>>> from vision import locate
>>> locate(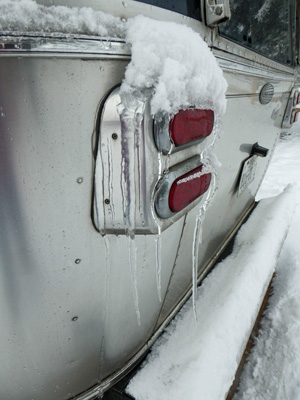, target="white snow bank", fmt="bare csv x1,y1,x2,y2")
234,205,300,400
120,16,227,116
234,121,300,400
257,126,300,200
127,185,297,400
0,0,125,37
